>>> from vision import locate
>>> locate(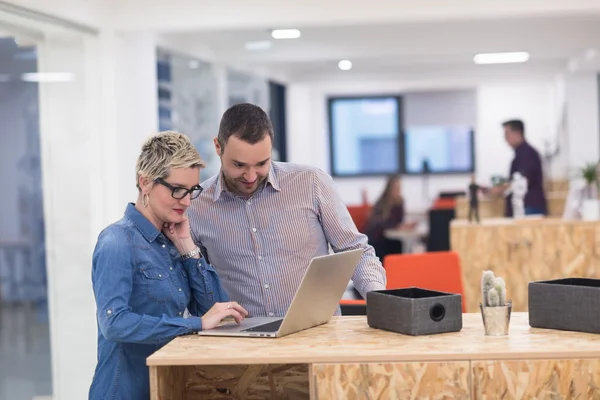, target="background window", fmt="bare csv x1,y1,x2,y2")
403,126,475,174
328,96,401,176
